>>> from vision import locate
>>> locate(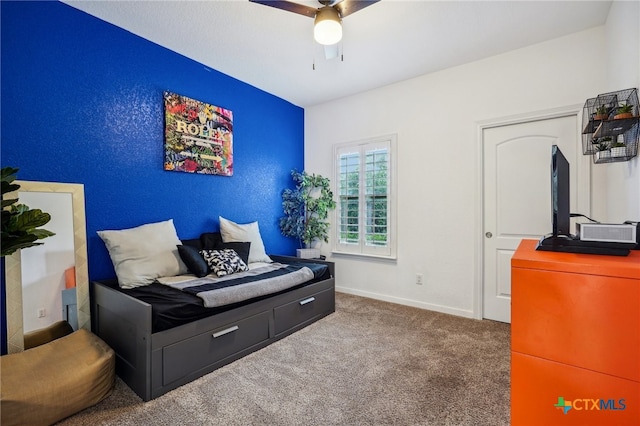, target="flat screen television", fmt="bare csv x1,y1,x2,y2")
538,145,633,255
551,145,571,237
